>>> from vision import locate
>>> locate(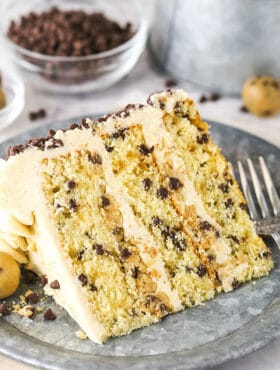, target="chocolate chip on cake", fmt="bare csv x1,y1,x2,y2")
131,266,139,279
90,153,102,164
101,196,110,208
225,198,234,208
67,180,76,190
199,221,212,231
50,280,60,289
197,265,207,277
218,183,229,193
143,177,152,191
26,291,39,304
78,273,88,286
94,244,105,256
121,248,131,259
69,198,78,211
157,186,168,200
44,308,57,321
105,145,114,153
152,216,163,226
197,133,209,144
232,278,240,289
169,177,182,190
239,202,246,210
139,144,154,156
90,284,98,292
